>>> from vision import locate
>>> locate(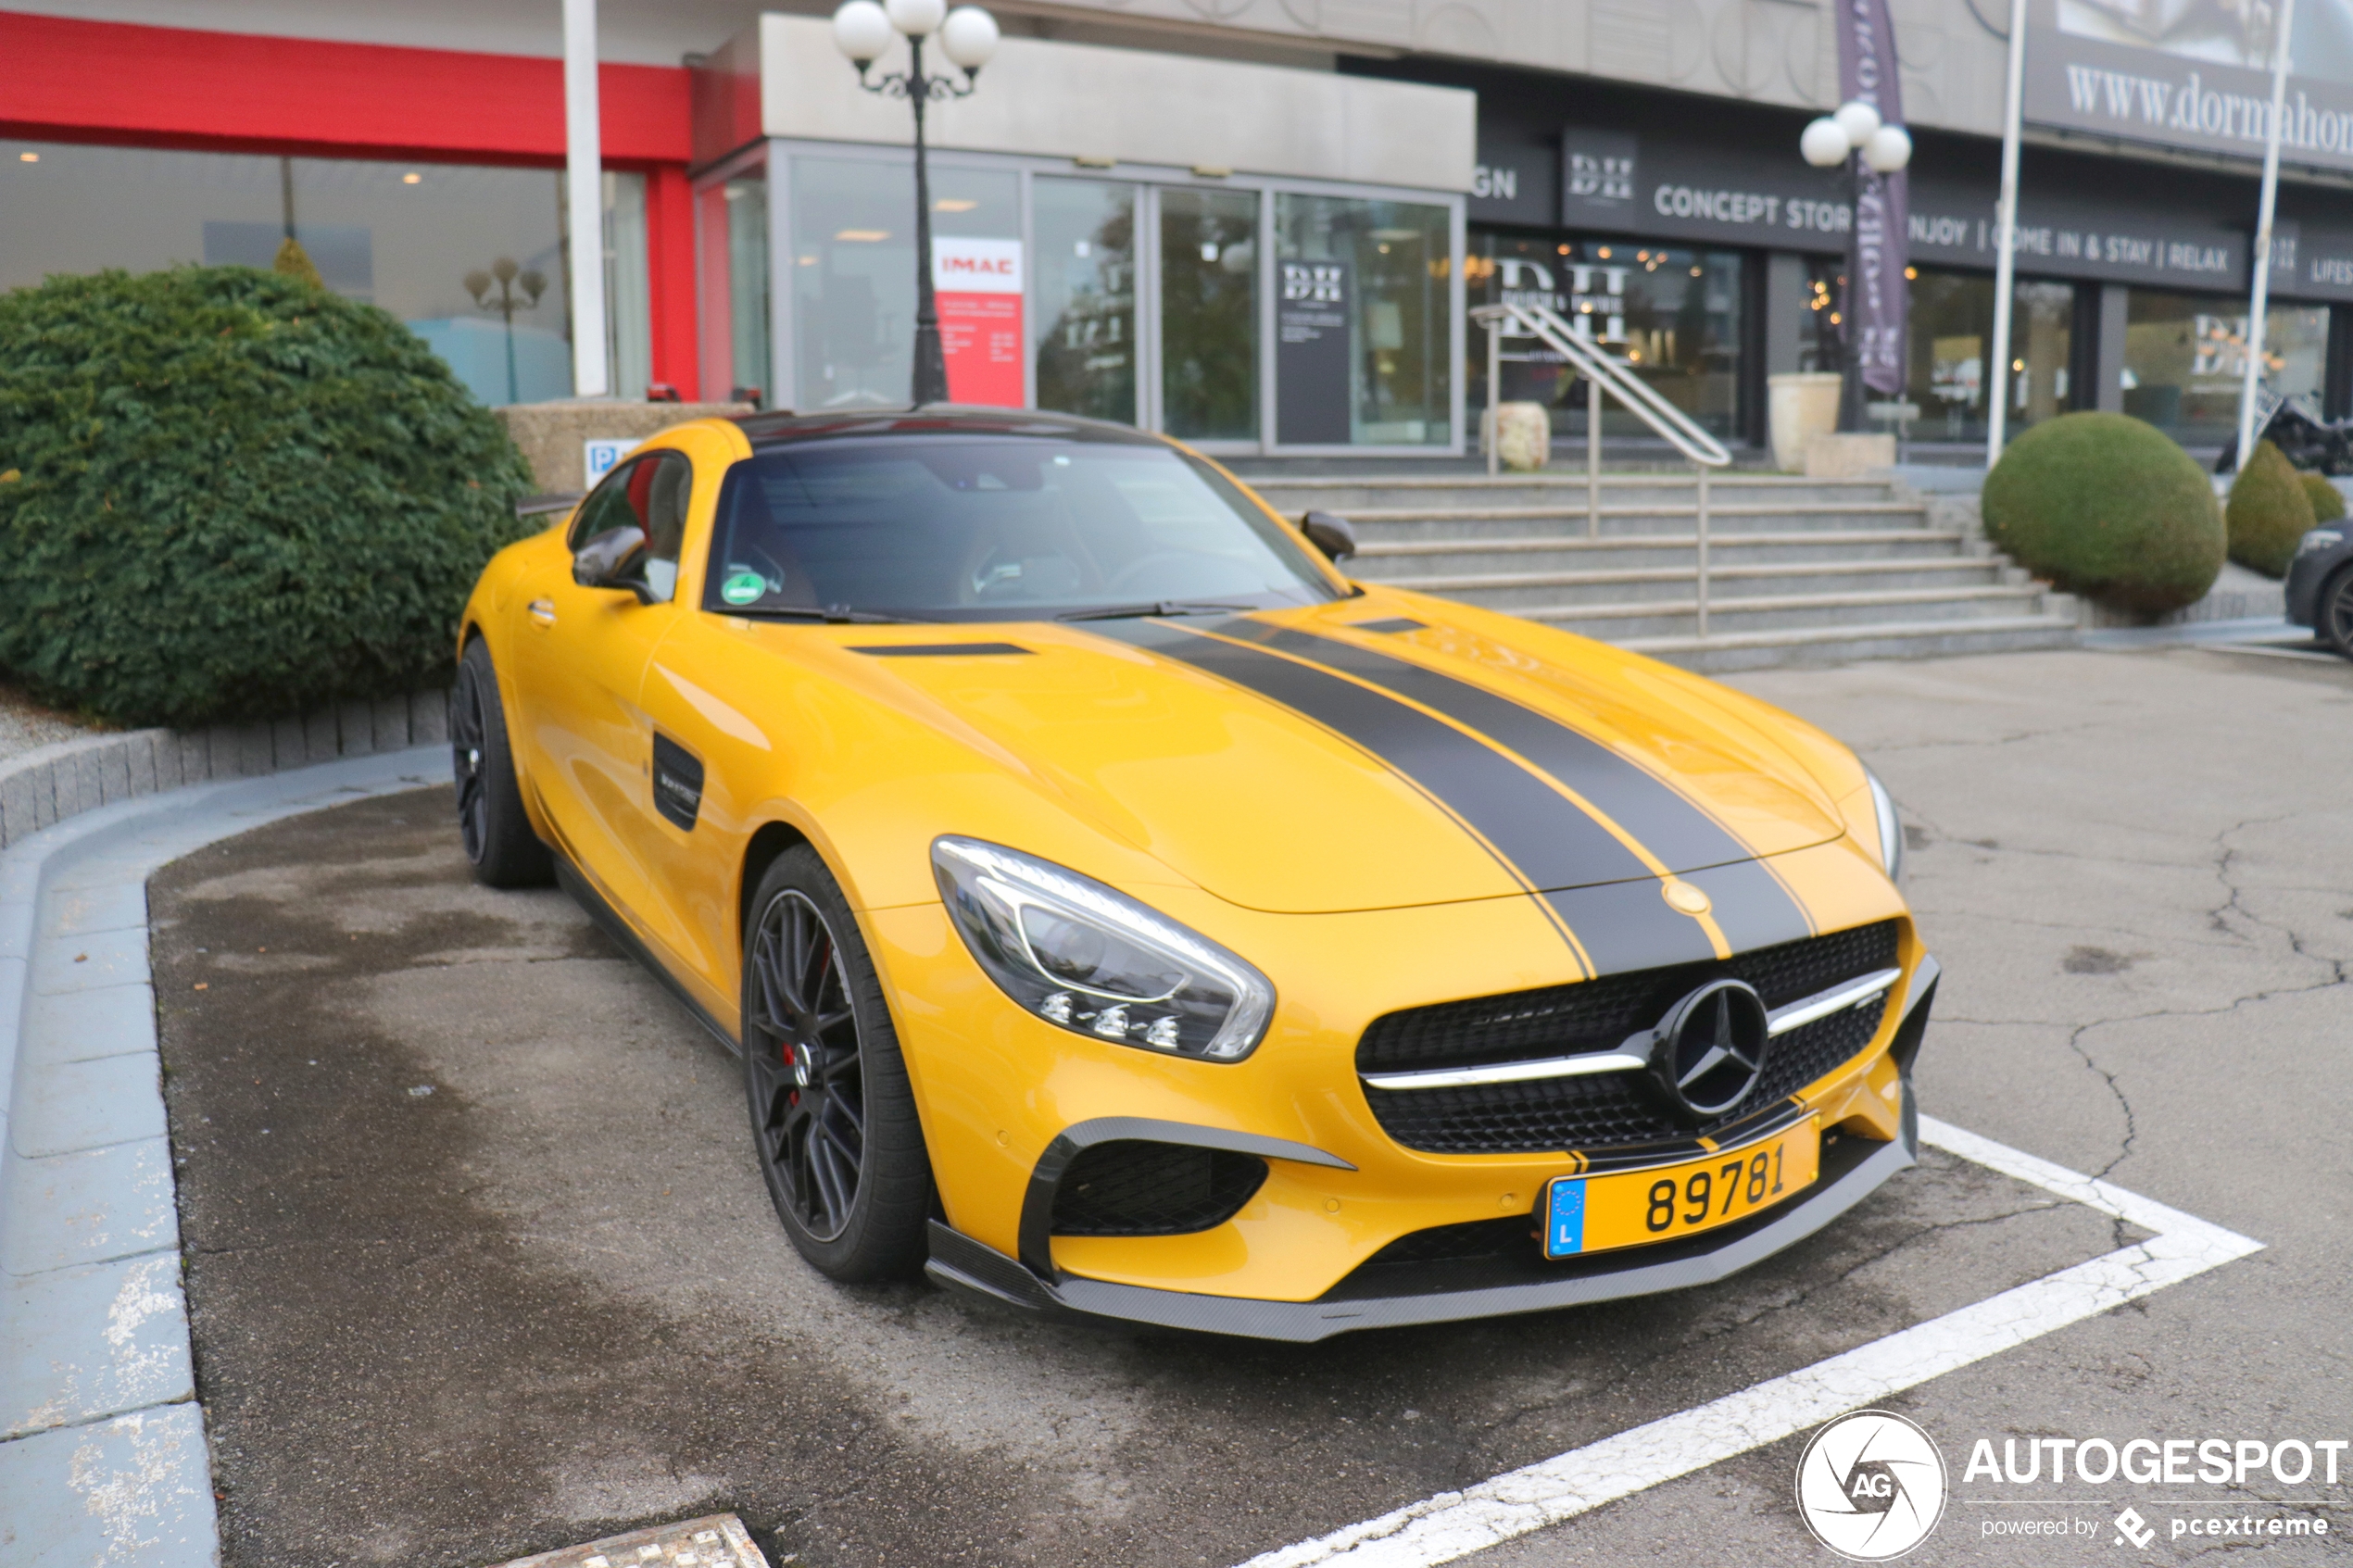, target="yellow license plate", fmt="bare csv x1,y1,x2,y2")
1542,1118,1820,1259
